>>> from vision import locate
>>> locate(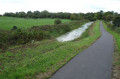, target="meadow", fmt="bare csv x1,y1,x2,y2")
0,17,70,30
0,21,101,79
